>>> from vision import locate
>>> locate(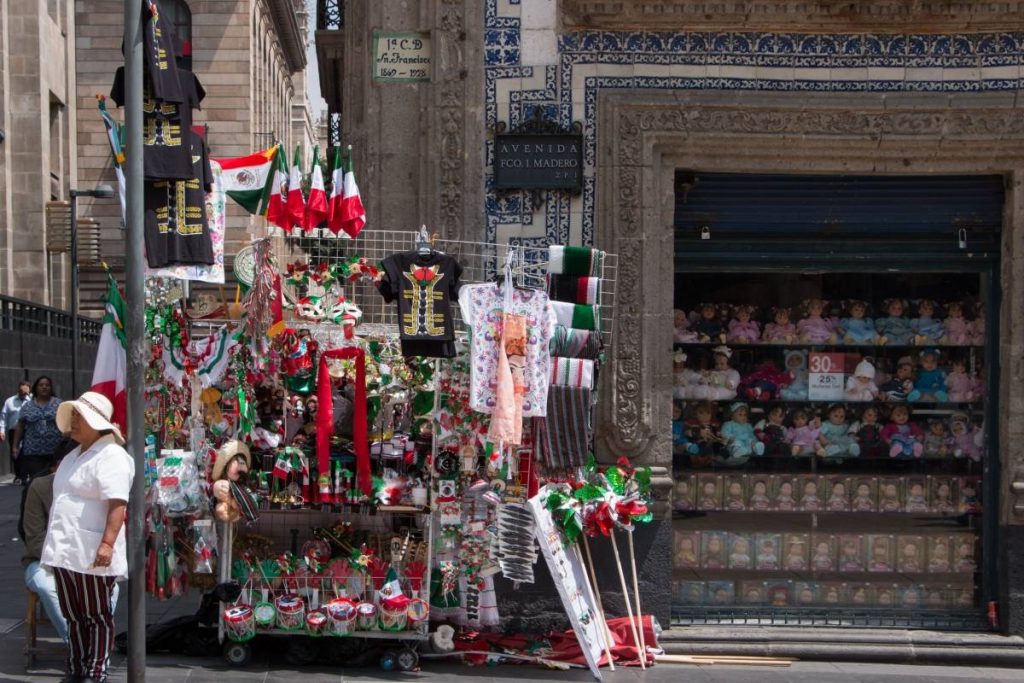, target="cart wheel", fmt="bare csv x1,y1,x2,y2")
379,649,399,671
223,641,252,667
396,647,419,671
285,637,319,666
